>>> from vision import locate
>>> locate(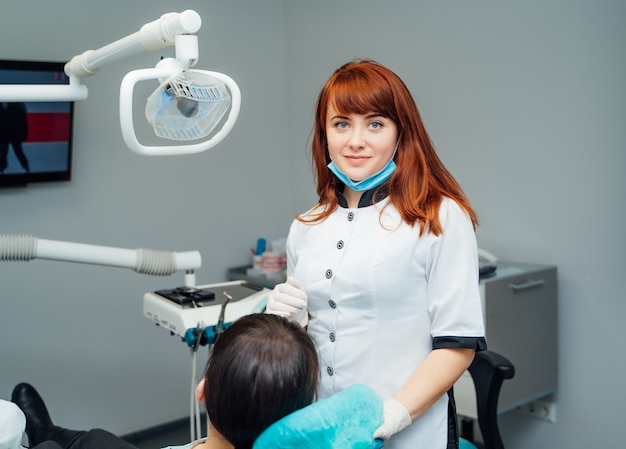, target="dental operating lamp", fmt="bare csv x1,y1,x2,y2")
0,9,241,156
